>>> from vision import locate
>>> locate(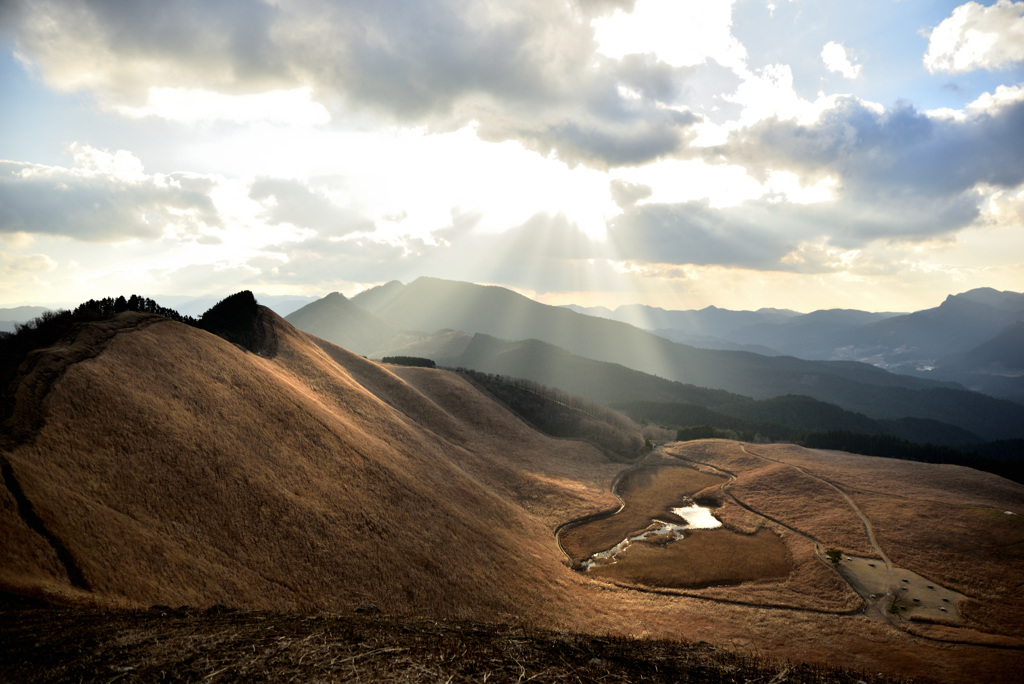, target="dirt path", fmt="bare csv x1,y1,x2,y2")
739,446,892,571
675,449,821,545
732,446,916,625
553,450,648,563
